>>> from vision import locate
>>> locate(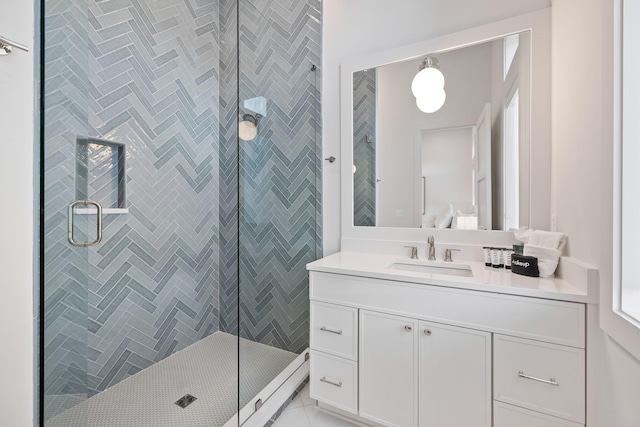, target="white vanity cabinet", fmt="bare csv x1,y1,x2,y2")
493,335,585,424
308,269,587,427
358,312,492,427
359,311,418,427
309,301,359,414
418,321,492,427
313,306,493,427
